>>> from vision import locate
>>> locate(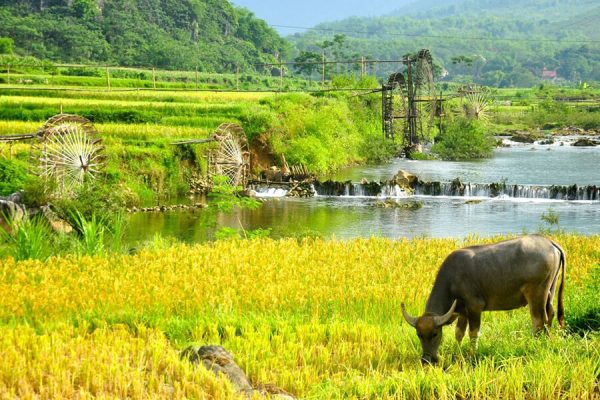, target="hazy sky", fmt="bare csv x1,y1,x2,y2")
231,0,410,34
